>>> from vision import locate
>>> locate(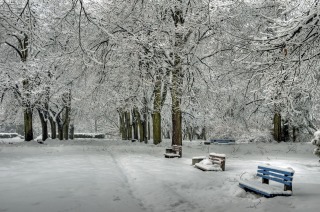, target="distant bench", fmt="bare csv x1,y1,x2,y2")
239,165,295,197
0,133,21,139
164,145,182,158
73,133,105,139
209,139,235,145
